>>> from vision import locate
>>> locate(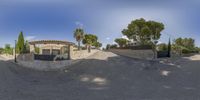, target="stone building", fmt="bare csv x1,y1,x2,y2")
29,40,74,60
